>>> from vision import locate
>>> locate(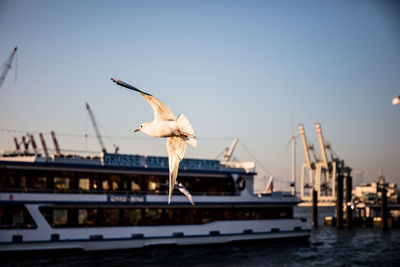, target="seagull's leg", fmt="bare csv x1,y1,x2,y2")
177,130,188,139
